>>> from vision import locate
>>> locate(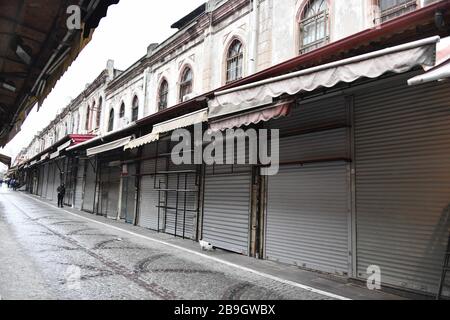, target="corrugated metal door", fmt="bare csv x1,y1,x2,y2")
82,160,96,213
266,163,350,275
138,159,166,230
74,159,85,210
121,163,136,222
47,163,56,201
264,95,351,274
354,76,450,294
42,164,49,198
202,166,252,255
107,165,121,218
